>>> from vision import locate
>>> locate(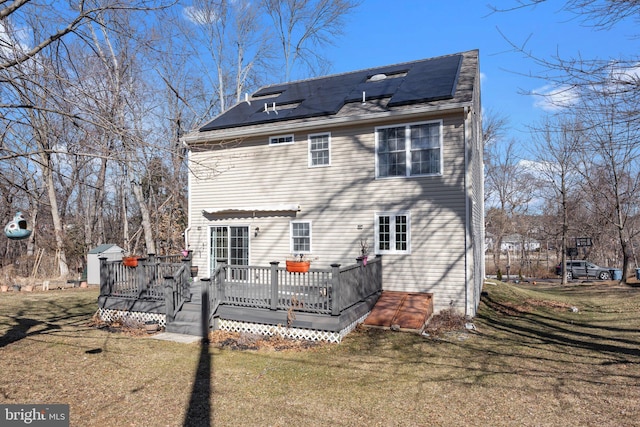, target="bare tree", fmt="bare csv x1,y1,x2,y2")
178,0,271,114
263,0,360,81
482,109,509,148
485,138,535,270
529,116,584,284
490,1,640,29
0,0,363,276
490,0,640,280
0,0,176,71
575,84,640,282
